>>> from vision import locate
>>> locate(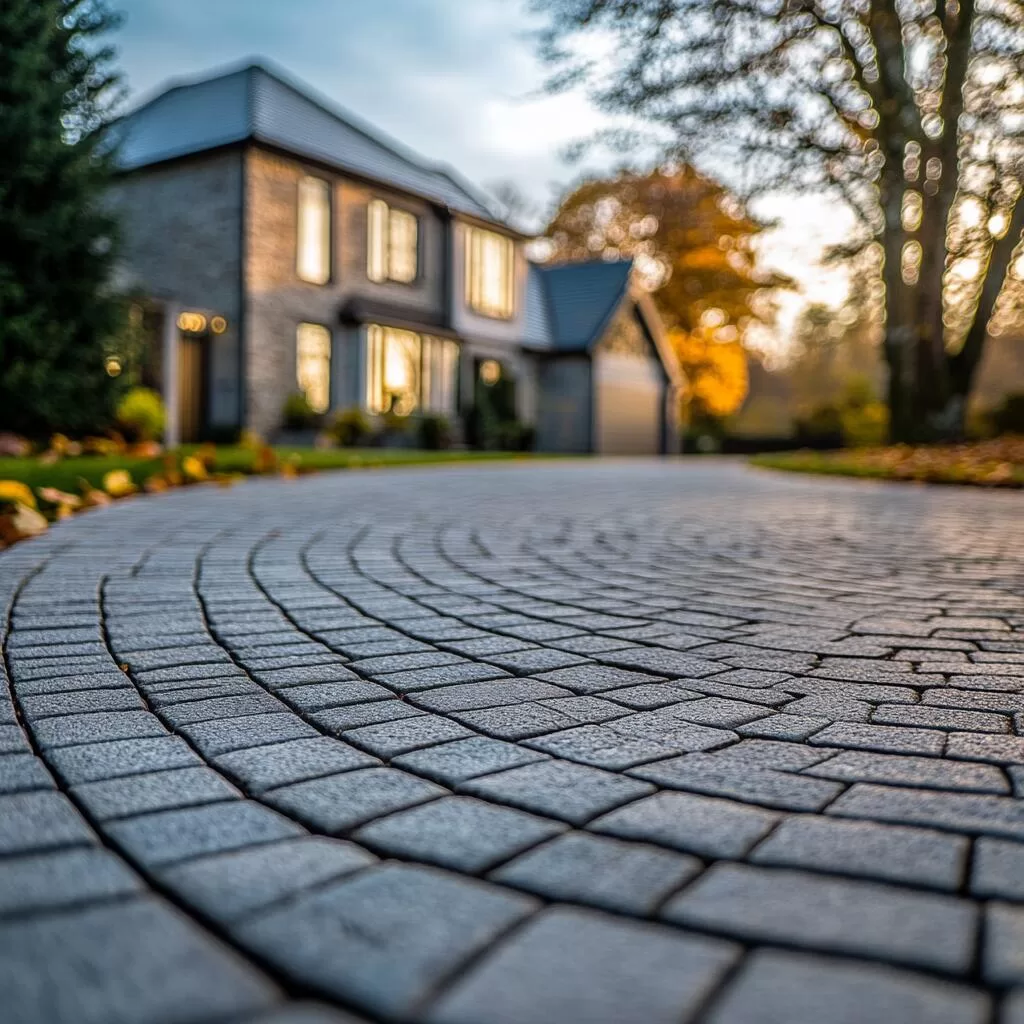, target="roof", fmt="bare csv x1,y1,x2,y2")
524,258,684,387
110,60,500,223
529,259,634,351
